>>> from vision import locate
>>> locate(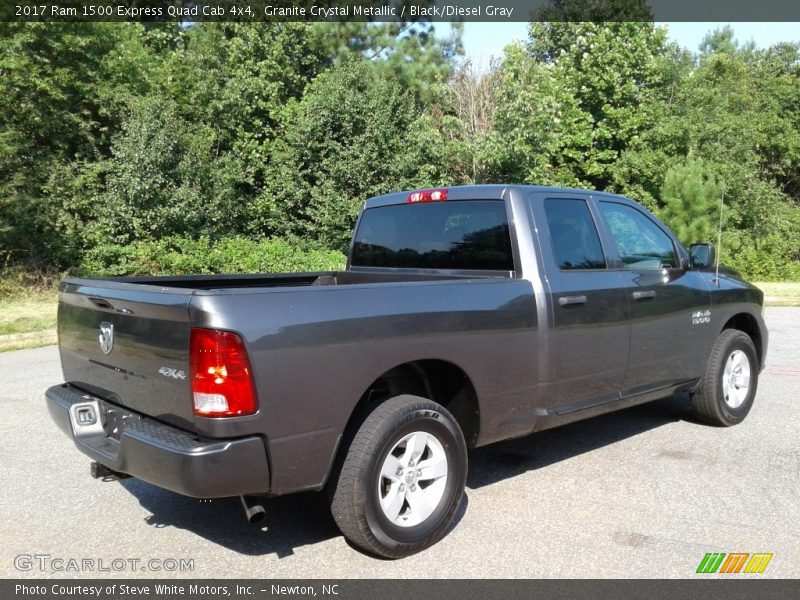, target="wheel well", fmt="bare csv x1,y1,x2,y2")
723,313,764,367
347,360,480,448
